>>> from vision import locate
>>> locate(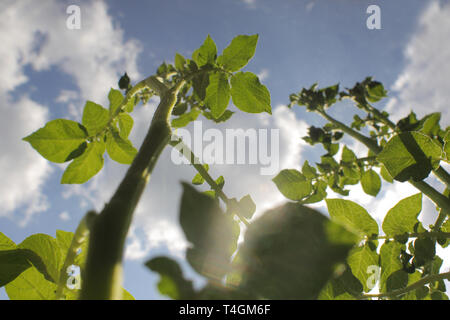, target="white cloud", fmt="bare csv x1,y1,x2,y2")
59,211,70,221
386,0,450,123
0,0,142,224
257,69,269,81
0,95,51,224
